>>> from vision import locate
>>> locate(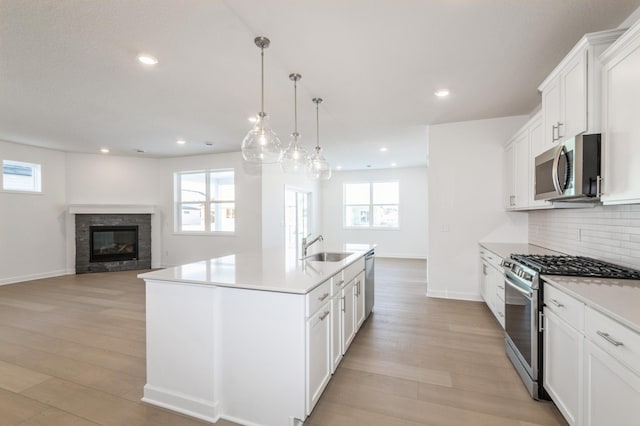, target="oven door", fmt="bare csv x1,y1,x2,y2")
504,273,539,381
